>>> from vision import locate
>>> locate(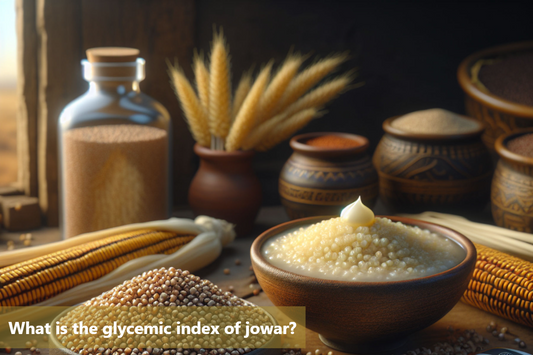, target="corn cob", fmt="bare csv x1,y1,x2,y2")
462,243,533,328
0,229,196,307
